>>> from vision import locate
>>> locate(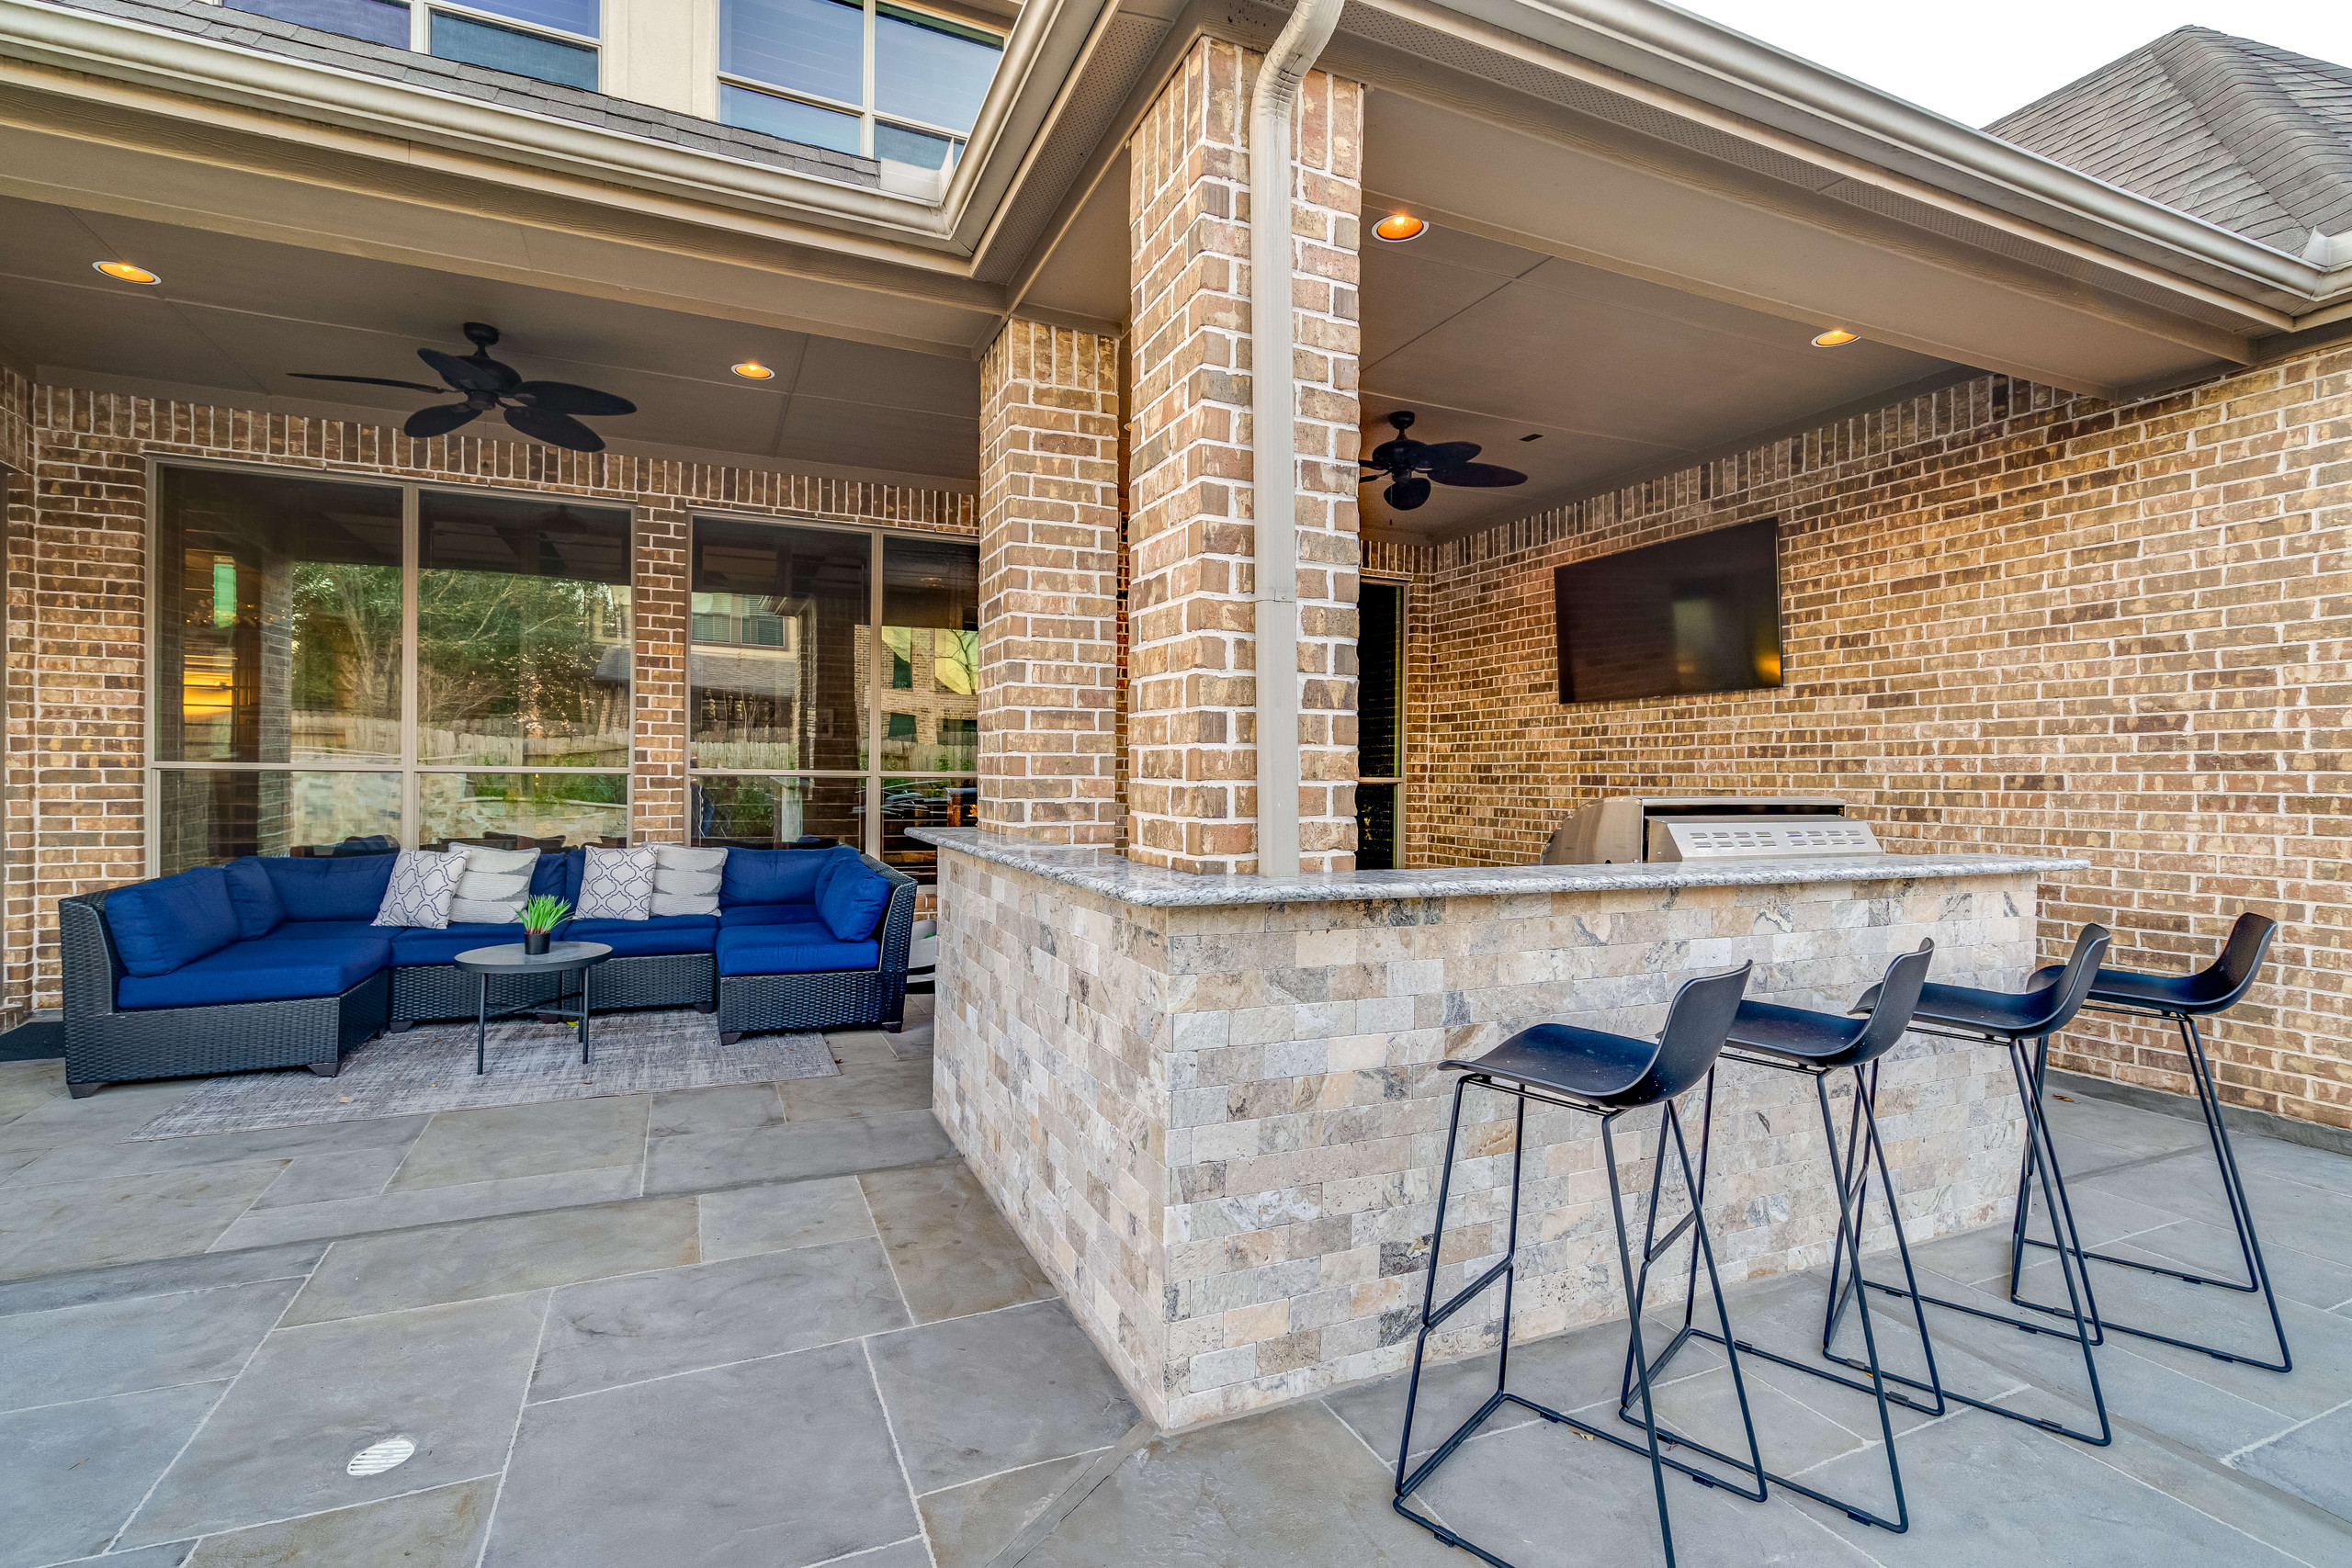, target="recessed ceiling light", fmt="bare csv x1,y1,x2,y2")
1811,329,1860,347
1374,213,1427,243
94,261,160,285
731,361,775,380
